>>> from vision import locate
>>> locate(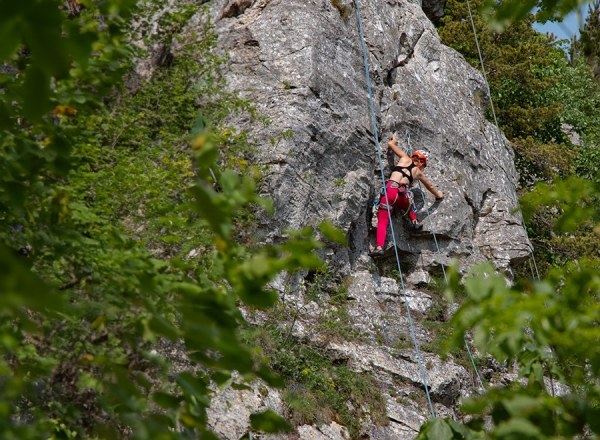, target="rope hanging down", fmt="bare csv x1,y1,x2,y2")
465,0,541,281
406,134,488,397
354,0,436,418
